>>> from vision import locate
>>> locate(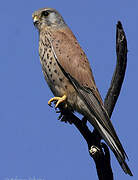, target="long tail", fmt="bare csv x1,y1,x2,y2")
91,115,133,176
52,46,133,176
66,74,133,176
